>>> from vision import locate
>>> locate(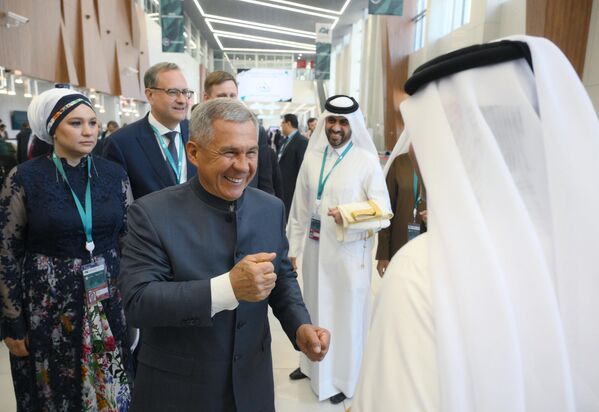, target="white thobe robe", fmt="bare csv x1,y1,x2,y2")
352,233,439,411
287,142,390,400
